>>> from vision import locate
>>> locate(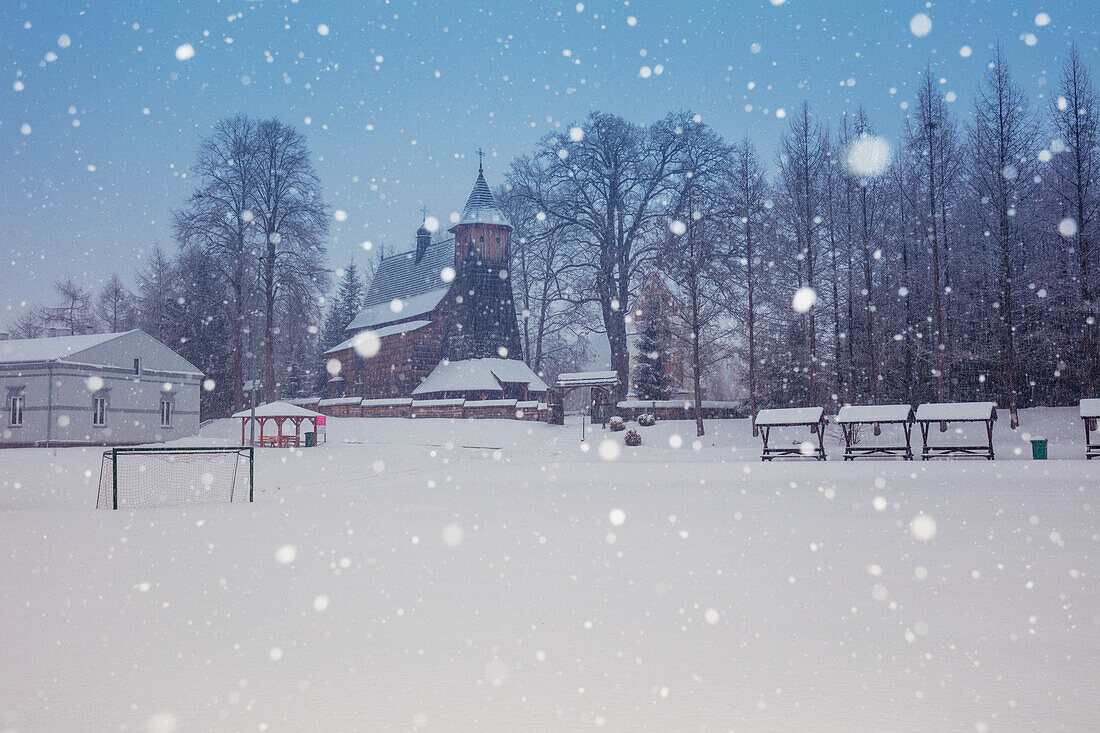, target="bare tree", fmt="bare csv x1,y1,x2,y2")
497,178,586,375
250,119,330,402
723,137,770,431
775,102,828,405
509,111,689,400
135,245,179,344
36,277,96,334
662,119,730,436
1050,45,1100,395
174,114,260,412
967,47,1040,428
910,66,962,401
96,274,136,332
